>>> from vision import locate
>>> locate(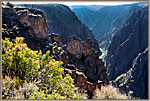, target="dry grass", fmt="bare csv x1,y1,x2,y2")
75,92,88,99
2,76,88,99
93,84,130,99
2,76,37,99
3,76,132,99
